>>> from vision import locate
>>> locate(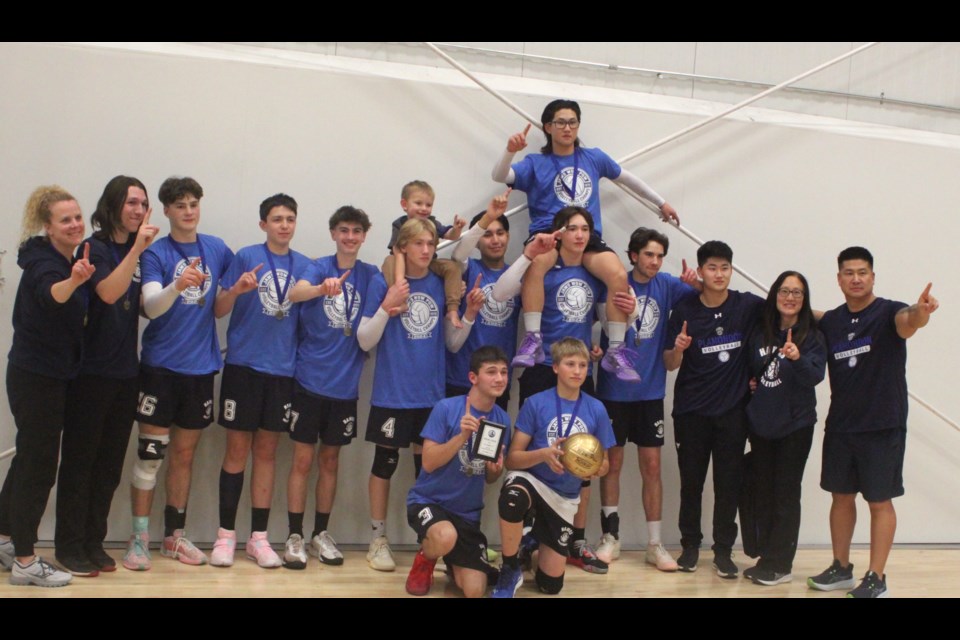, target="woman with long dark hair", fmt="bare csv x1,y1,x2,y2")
744,270,826,586
0,186,95,587
53,176,158,576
